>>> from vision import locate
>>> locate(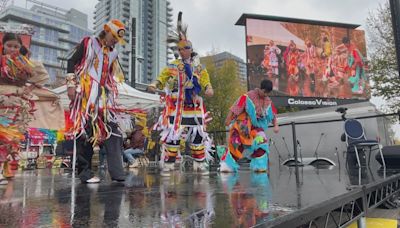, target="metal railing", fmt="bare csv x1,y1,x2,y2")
207,111,400,228
208,111,399,165
259,172,400,228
